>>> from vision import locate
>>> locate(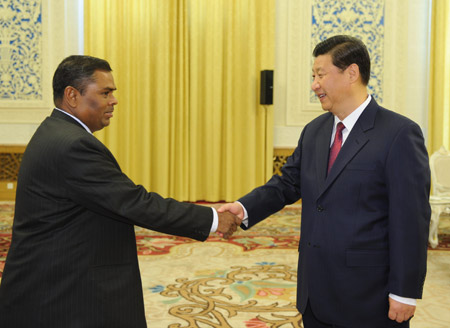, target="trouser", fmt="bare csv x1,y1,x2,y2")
302,301,410,328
